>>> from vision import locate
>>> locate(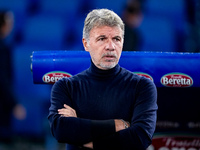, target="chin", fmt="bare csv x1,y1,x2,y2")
100,62,117,70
